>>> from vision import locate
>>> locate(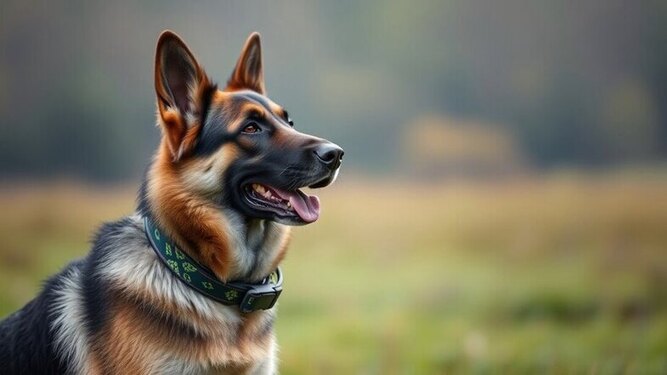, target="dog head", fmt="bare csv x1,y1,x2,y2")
152,31,343,226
